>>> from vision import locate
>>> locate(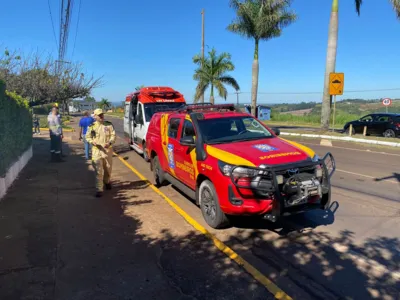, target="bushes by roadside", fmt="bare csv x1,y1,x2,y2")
0,80,32,177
